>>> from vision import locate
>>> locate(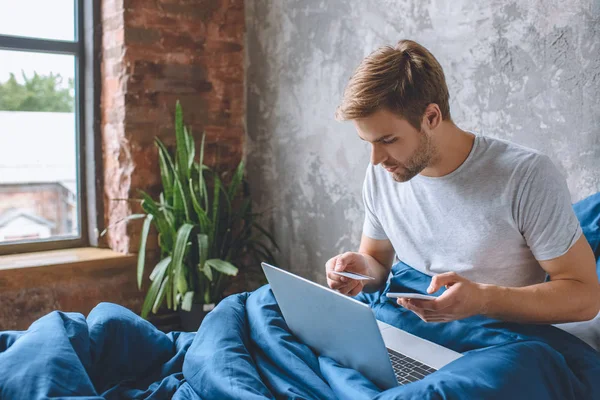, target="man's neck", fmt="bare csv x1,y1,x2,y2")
420,121,476,178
